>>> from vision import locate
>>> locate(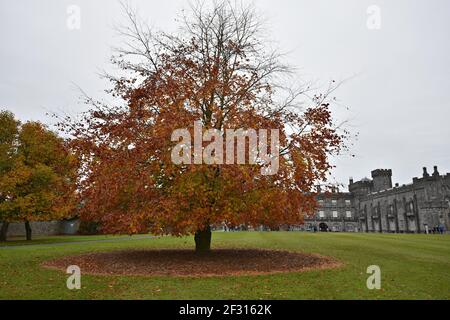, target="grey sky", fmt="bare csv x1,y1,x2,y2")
1,0,449,188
